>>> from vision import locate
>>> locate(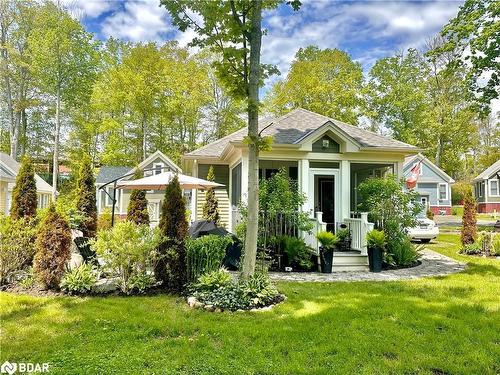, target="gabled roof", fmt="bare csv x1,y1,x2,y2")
404,153,455,183
474,159,500,181
185,108,418,159
96,166,132,184
136,150,181,173
0,152,53,193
